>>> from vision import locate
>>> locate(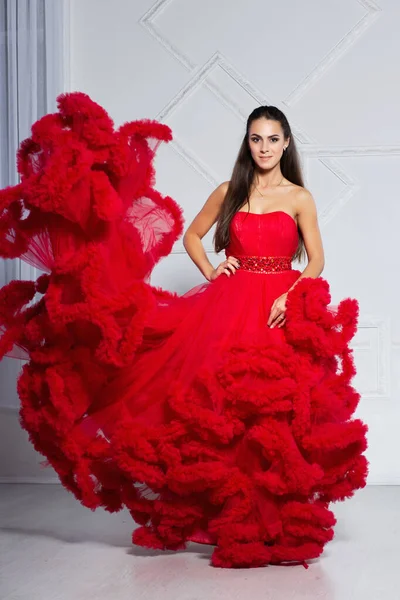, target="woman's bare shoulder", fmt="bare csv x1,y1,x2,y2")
219,180,230,194
210,180,230,208
208,180,230,208
292,185,317,216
